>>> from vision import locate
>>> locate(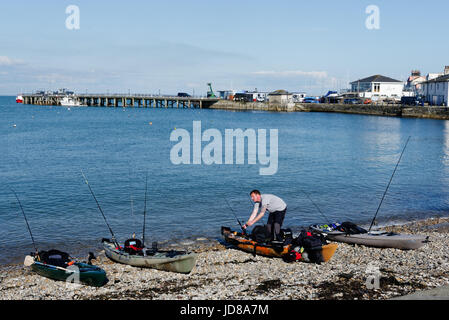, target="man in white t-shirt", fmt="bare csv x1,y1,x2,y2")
243,190,287,241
